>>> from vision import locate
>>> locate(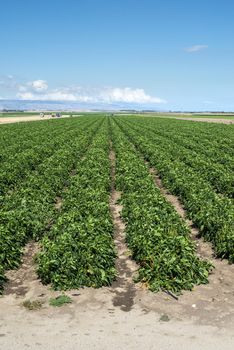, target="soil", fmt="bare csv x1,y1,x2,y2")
109,143,139,312
1,247,234,350
0,115,71,125
55,196,63,211
4,242,41,297
0,145,234,349
174,117,234,124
